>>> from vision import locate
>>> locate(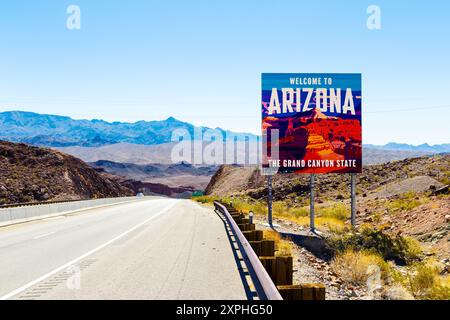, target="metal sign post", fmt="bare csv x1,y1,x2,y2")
310,174,315,232
350,173,356,227
267,175,273,226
